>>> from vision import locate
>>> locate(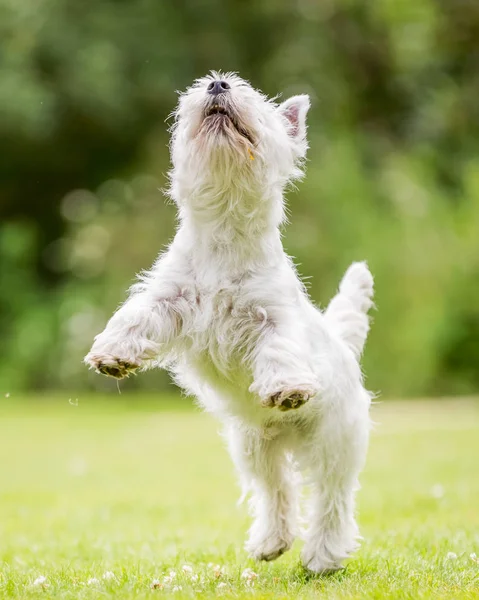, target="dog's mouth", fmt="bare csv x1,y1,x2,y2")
206,104,229,118
204,103,255,145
